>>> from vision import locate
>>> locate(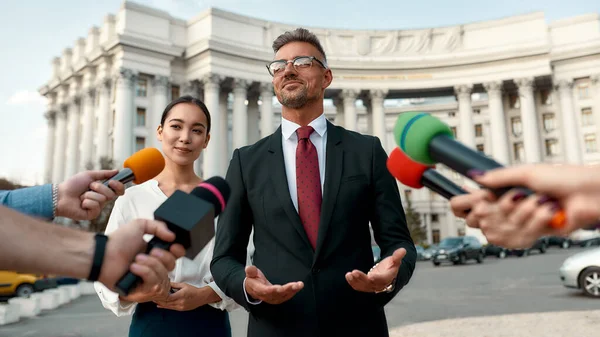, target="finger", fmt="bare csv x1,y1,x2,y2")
80,199,101,217
149,248,177,272
133,253,170,284
471,165,534,189
450,189,495,218
522,202,559,243
245,265,259,279
107,180,126,196
346,270,372,291
465,200,493,229
80,190,108,204
506,194,540,235
86,169,120,181
129,255,161,286
389,248,406,267
138,220,176,243
89,181,117,201
169,244,185,259
170,282,185,289
497,189,525,214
